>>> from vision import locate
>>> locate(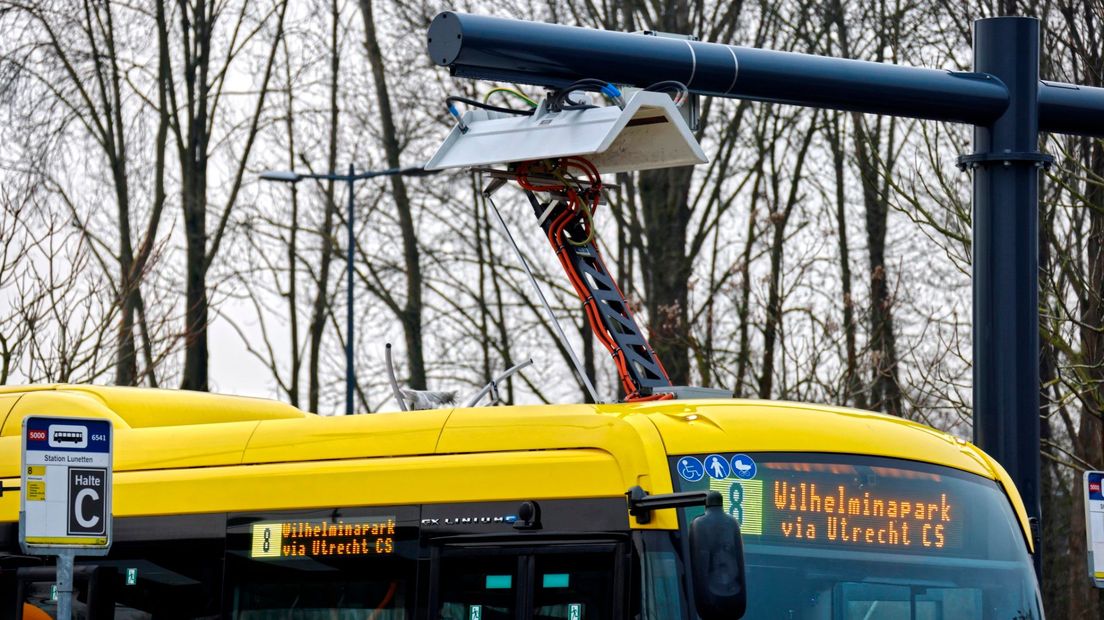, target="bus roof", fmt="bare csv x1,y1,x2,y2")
0,385,1030,548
